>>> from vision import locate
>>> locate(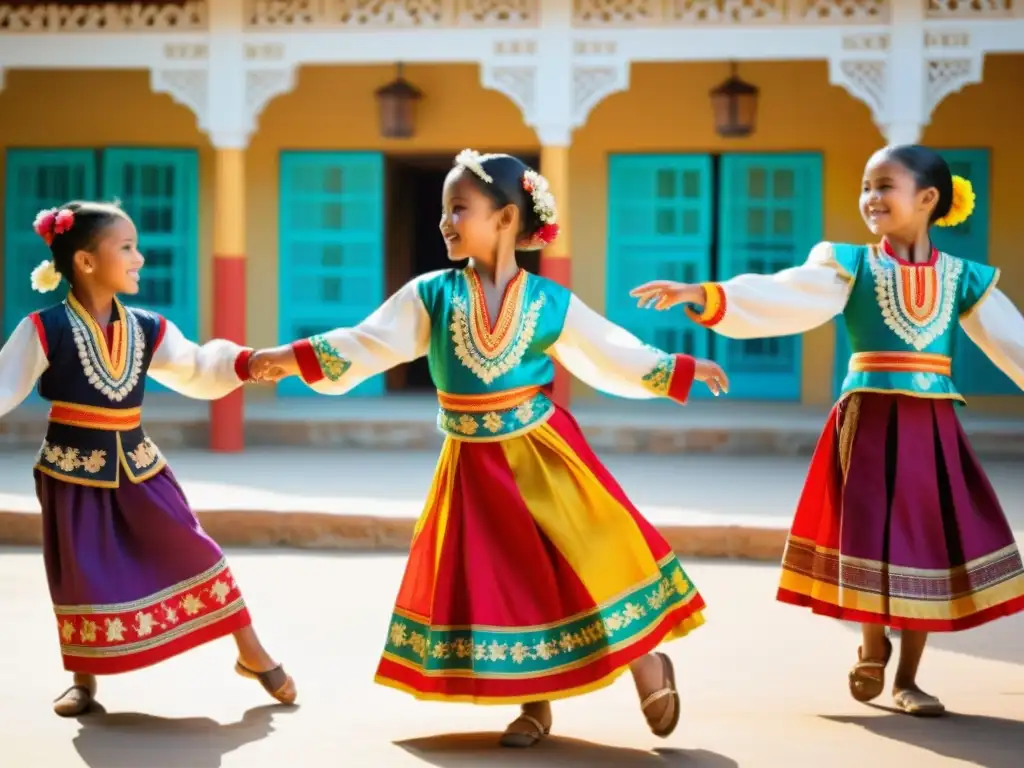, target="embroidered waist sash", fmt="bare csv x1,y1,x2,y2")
37,401,165,488
436,385,555,441
840,352,962,402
